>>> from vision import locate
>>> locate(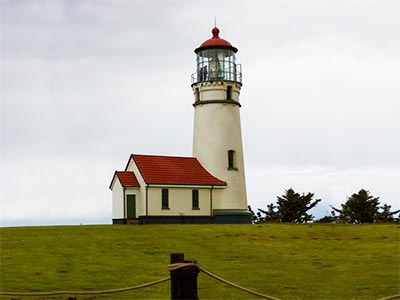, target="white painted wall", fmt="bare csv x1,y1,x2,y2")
112,177,124,219
111,176,141,219
125,187,140,218
192,81,248,210
125,157,147,216
194,81,241,102
123,156,228,217
147,186,212,216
